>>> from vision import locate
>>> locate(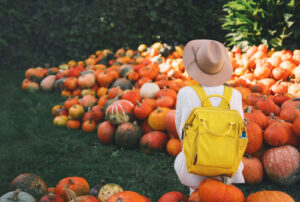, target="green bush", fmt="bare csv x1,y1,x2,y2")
0,0,228,69
221,0,300,51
